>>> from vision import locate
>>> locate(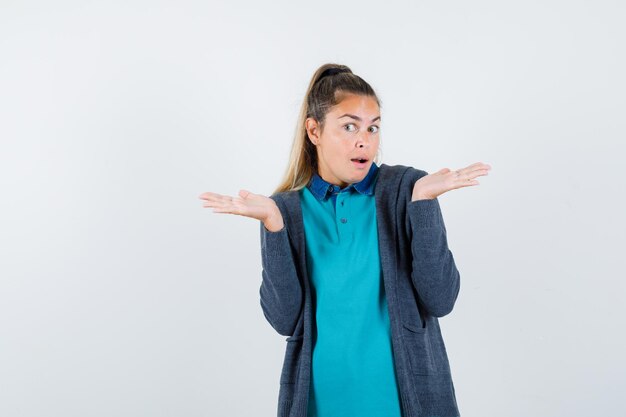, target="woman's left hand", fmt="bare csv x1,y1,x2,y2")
412,162,492,201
